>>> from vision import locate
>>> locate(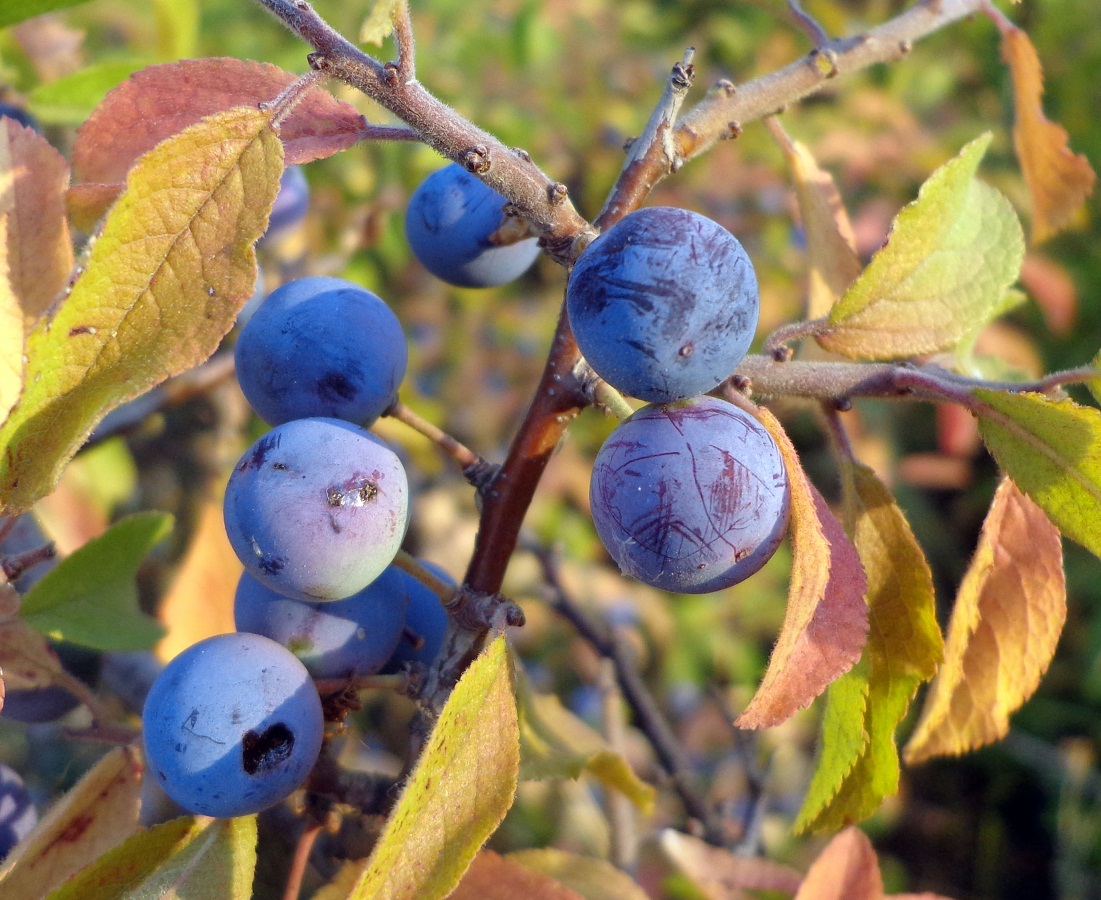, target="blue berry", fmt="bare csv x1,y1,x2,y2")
223,418,409,602
234,566,409,679
387,560,454,670
405,163,540,288
567,207,759,403
0,103,39,133
234,277,407,426
142,633,324,818
589,397,789,593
